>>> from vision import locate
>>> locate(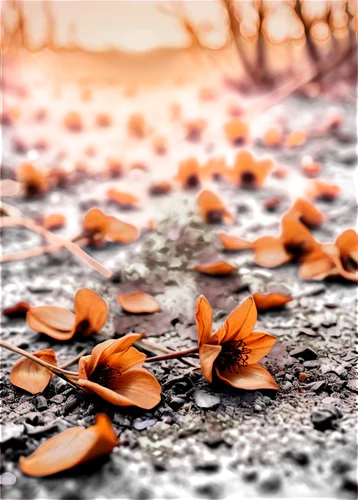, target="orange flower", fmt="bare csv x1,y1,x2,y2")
117,291,161,314
185,119,206,141
201,156,228,180
229,149,274,188
218,232,252,251
78,334,162,408
253,293,293,312
285,131,307,148
224,118,249,145
16,161,49,196
43,213,66,231
305,179,341,201
195,261,236,276
106,189,139,208
286,198,325,228
19,414,118,477
196,187,234,224
10,349,57,394
64,111,83,132
195,296,278,390
83,208,140,245
263,126,282,147
175,158,201,189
